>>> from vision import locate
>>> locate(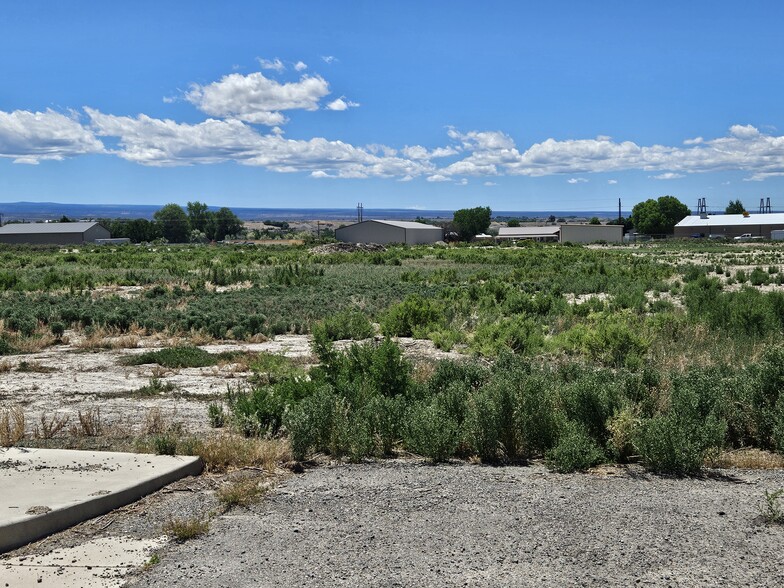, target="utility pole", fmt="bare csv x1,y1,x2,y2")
618,198,622,225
